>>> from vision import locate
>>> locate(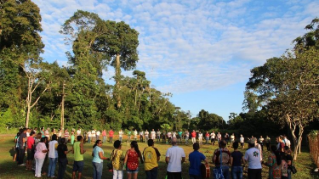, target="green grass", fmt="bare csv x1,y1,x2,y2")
0,135,316,179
